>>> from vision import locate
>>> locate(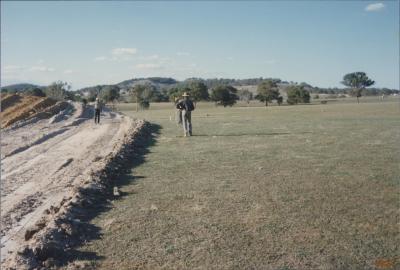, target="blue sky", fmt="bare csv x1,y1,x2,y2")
1,1,399,90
